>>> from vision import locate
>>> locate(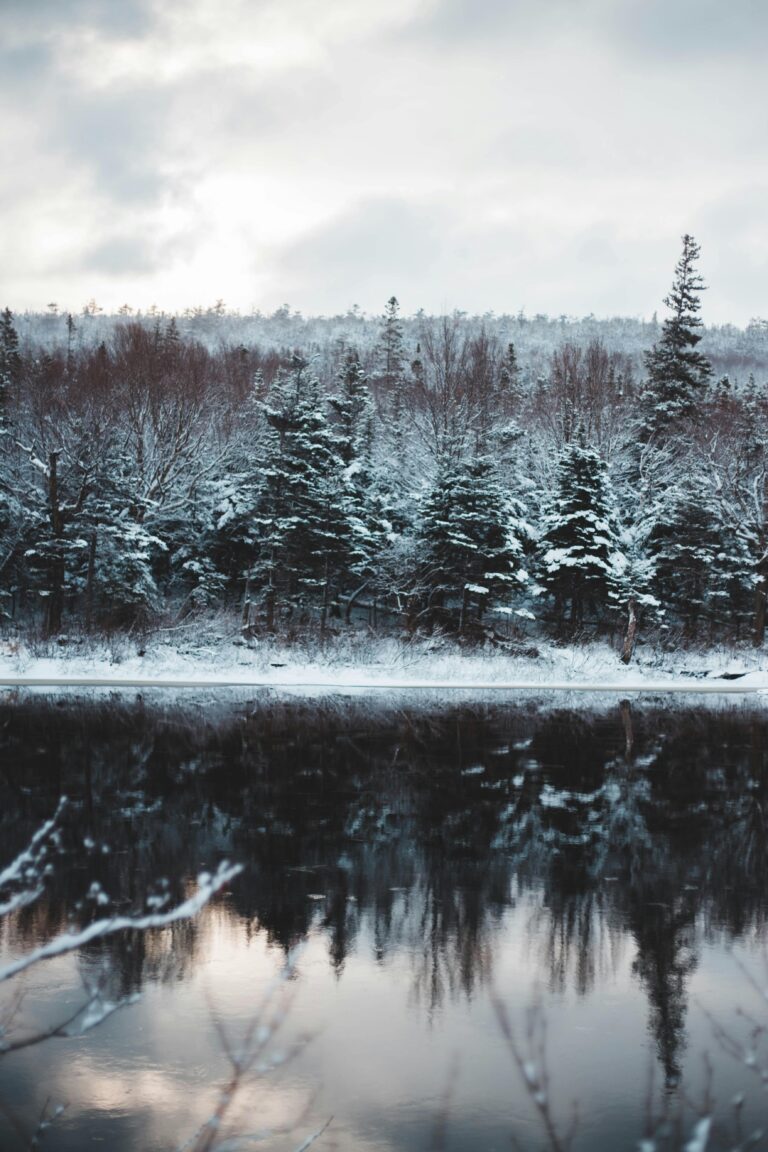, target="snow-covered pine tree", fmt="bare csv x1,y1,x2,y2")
85,519,165,628
375,296,409,458
538,431,619,631
647,475,751,640
642,235,712,437
724,380,768,645
417,450,529,634
0,311,21,614
328,351,392,616
498,341,524,412
206,370,267,603
252,356,353,630
0,308,21,410
377,296,406,395
607,522,659,663
329,351,373,472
